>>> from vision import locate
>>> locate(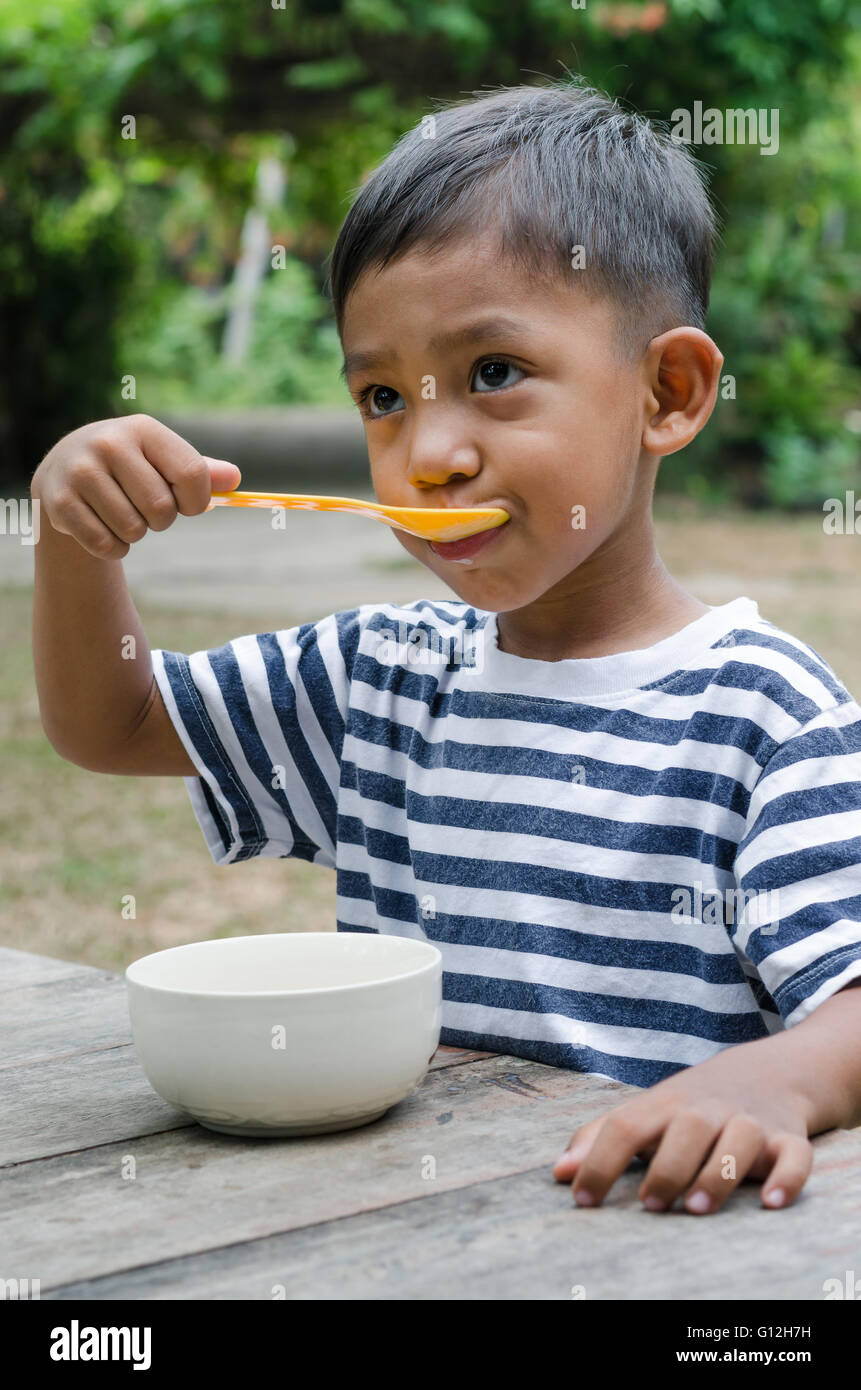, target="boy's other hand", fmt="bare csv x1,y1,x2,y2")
552,1041,815,1215
30,413,241,559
